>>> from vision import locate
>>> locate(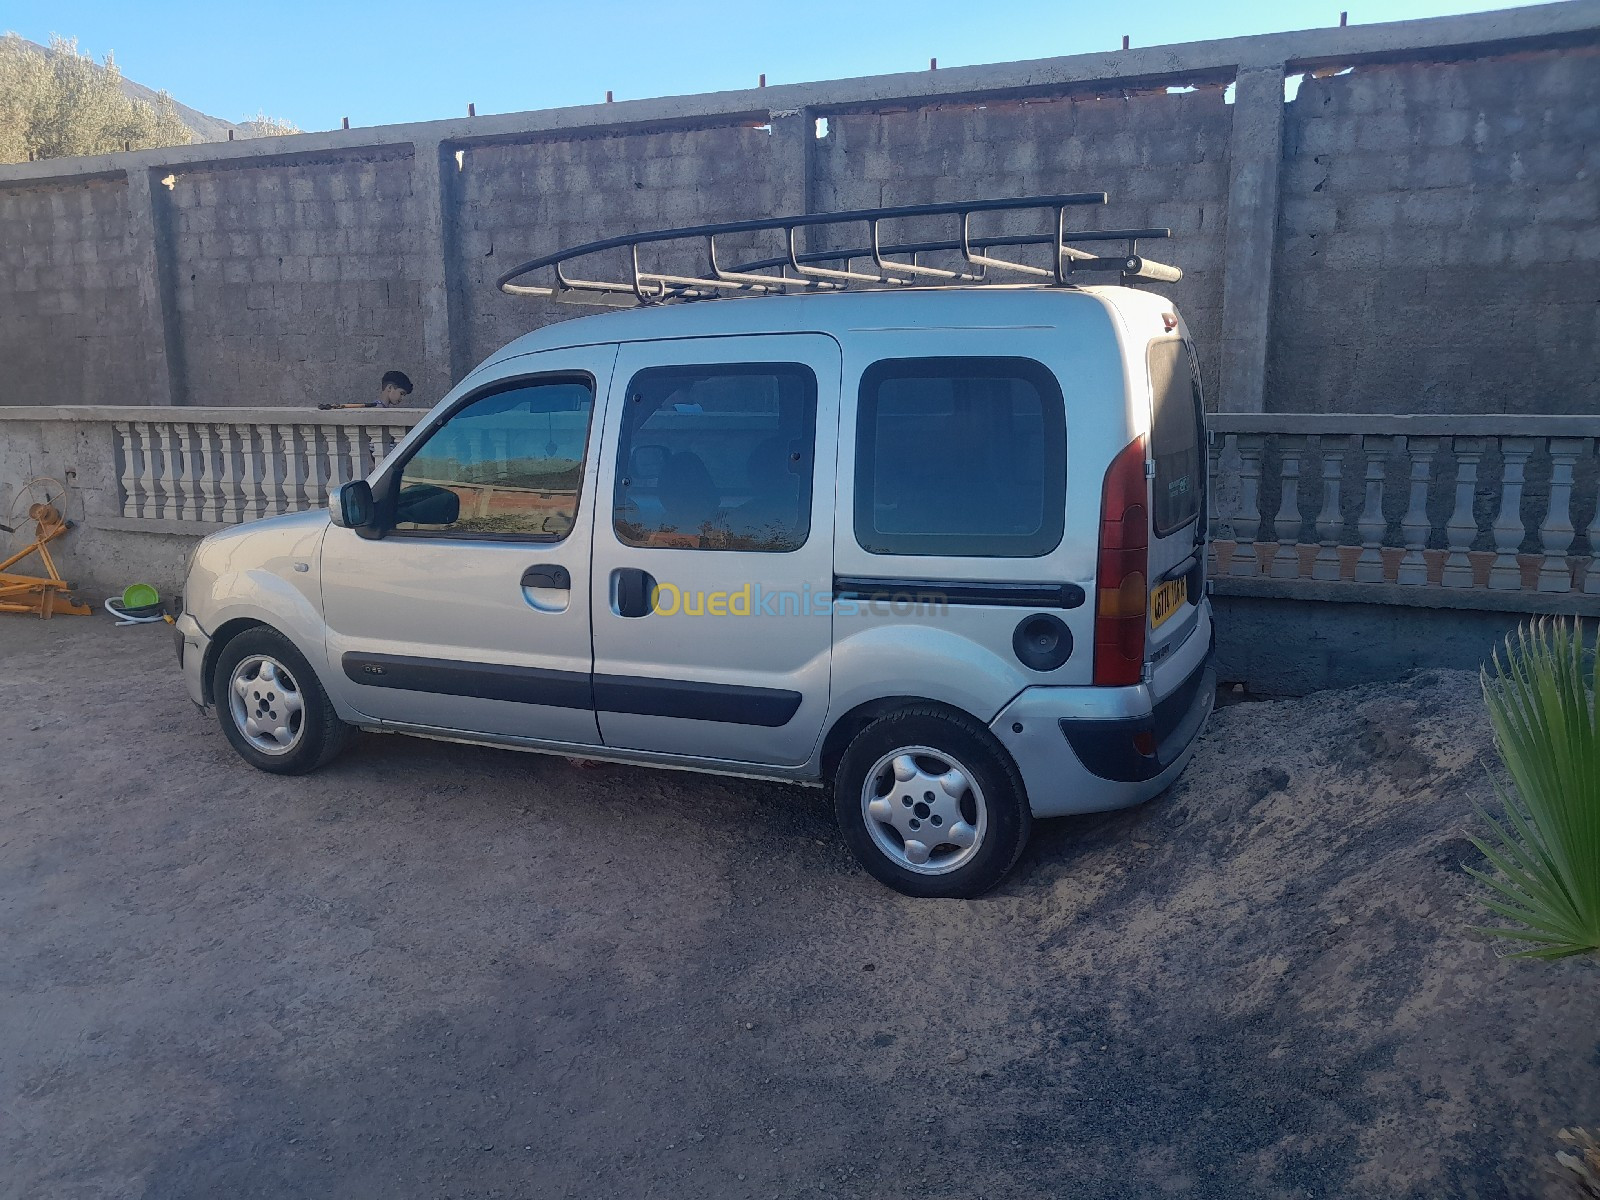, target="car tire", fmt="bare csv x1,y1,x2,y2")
833,707,1032,898
212,626,350,775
